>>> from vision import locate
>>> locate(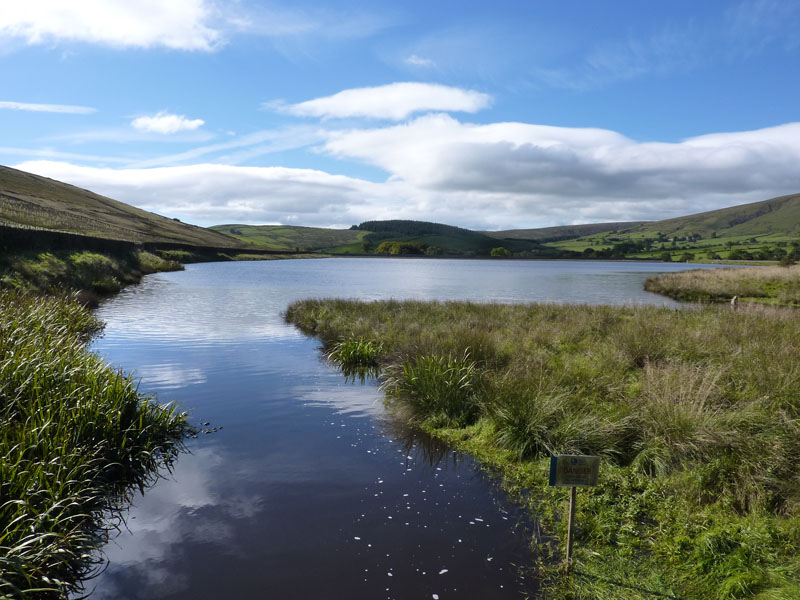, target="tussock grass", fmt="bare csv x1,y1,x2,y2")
645,265,800,305
0,250,182,299
0,291,188,598
286,298,800,599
